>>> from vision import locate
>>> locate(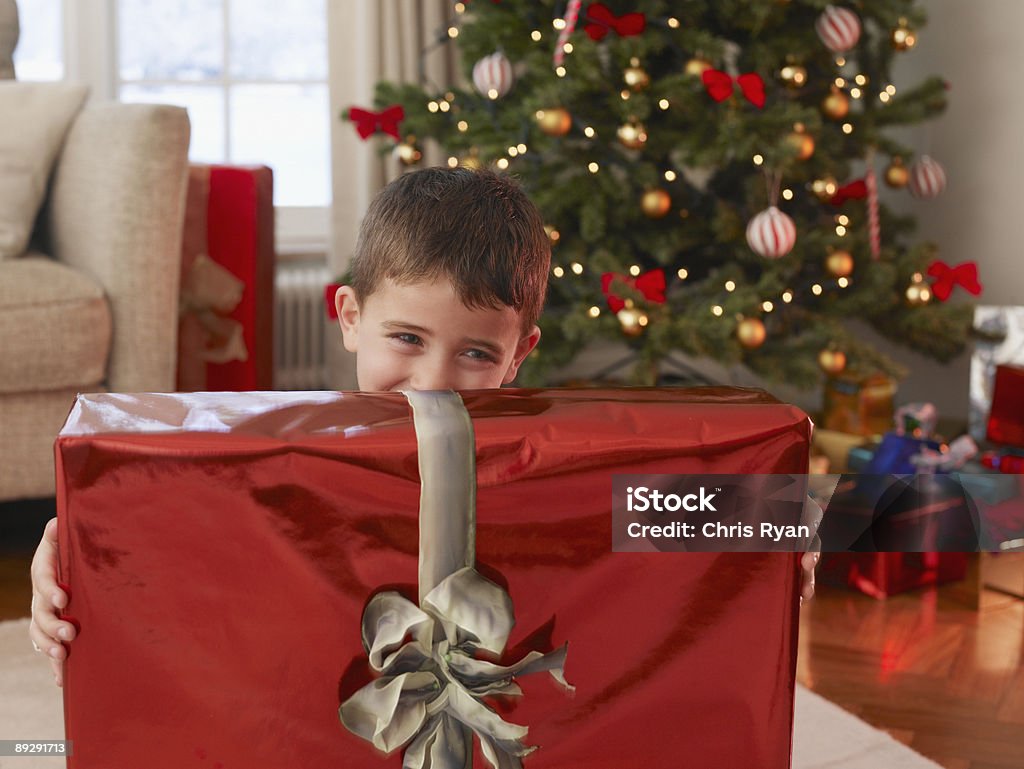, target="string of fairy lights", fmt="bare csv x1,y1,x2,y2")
412,2,924,354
